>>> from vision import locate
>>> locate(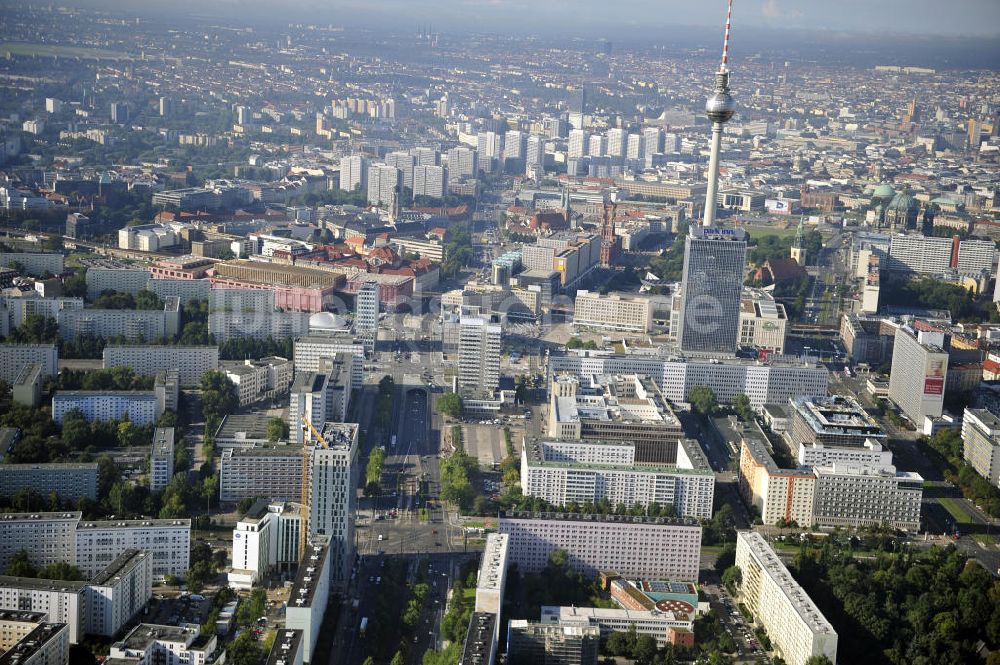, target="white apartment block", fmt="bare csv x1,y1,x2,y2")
85,268,152,299
293,334,365,390
0,463,97,502
310,423,359,589
150,428,175,492
735,531,837,665
475,534,508,619
812,462,923,531
0,622,69,665
458,315,501,396
0,610,49,652
84,549,154,638
739,292,788,353
58,297,180,341
884,233,995,276
228,501,302,590
209,287,275,312
520,439,716,520
0,252,64,277
888,327,948,424
797,439,893,468
219,446,305,503
286,541,331,664
413,164,448,199
0,344,57,383
225,356,293,407
110,624,219,665
548,351,828,409
963,408,1000,489
0,578,85,643
573,291,652,333
75,519,191,580
499,512,702,582
103,345,219,386
738,436,816,527
52,391,163,426
0,296,83,333
0,513,81,573
540,606,693,649
208,311,311,342
366,164,401,206
339,155,369,192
